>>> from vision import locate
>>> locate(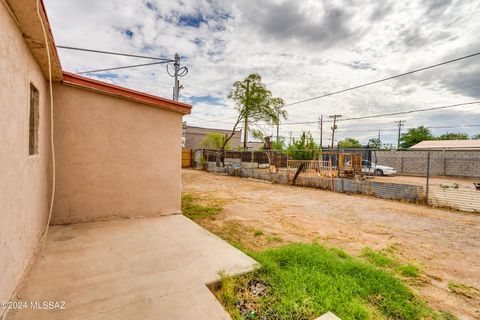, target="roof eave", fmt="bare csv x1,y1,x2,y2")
4,0,63,81
61,72,192,115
